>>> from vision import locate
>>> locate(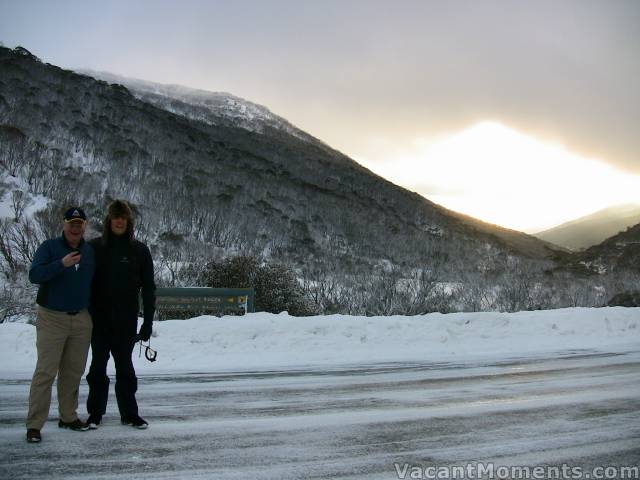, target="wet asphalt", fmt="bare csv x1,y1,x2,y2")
1,350,639,479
